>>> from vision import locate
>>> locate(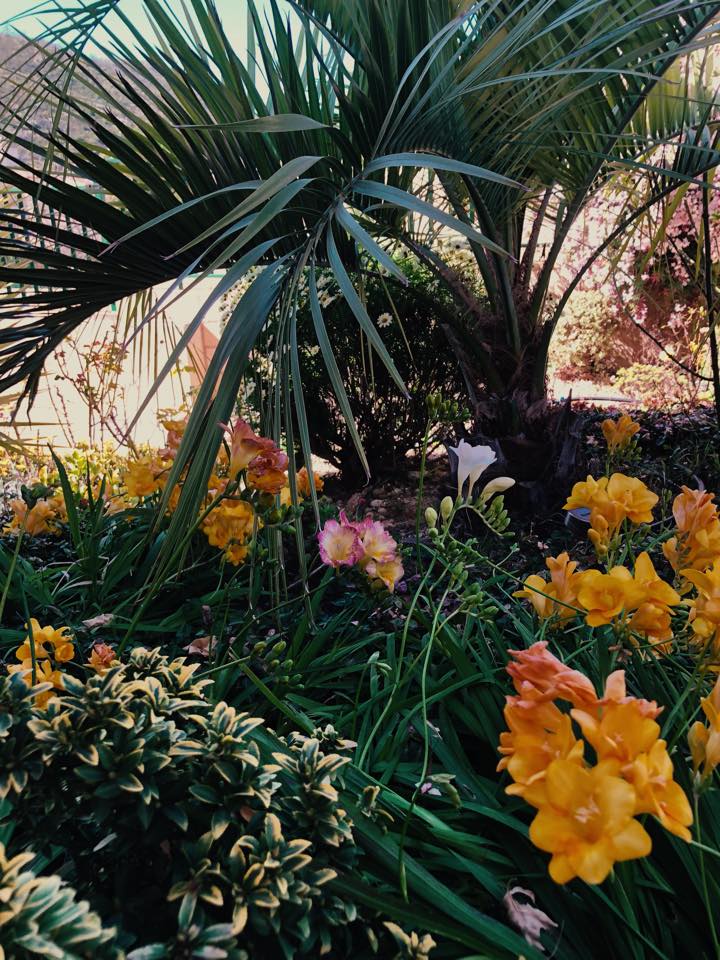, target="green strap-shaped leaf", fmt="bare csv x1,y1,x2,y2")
353,180,510,257
326,227,408,397
364,151,524,189
124,238,278,437
335,202,407,283
175,113,328,131
308,267,370,479
171,155,322,255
